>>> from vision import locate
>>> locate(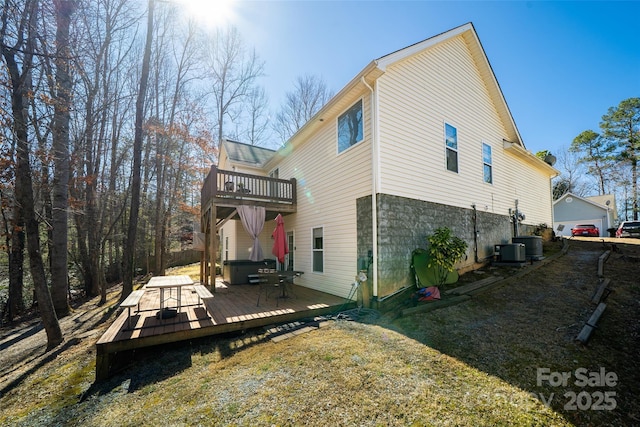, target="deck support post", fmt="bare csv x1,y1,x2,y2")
210,205,217,291
95,344,110,381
